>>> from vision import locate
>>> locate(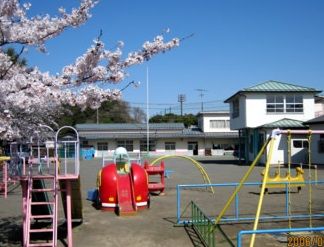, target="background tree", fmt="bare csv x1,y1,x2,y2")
0,0,180,140
149,113,198,127
56,101,146,126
